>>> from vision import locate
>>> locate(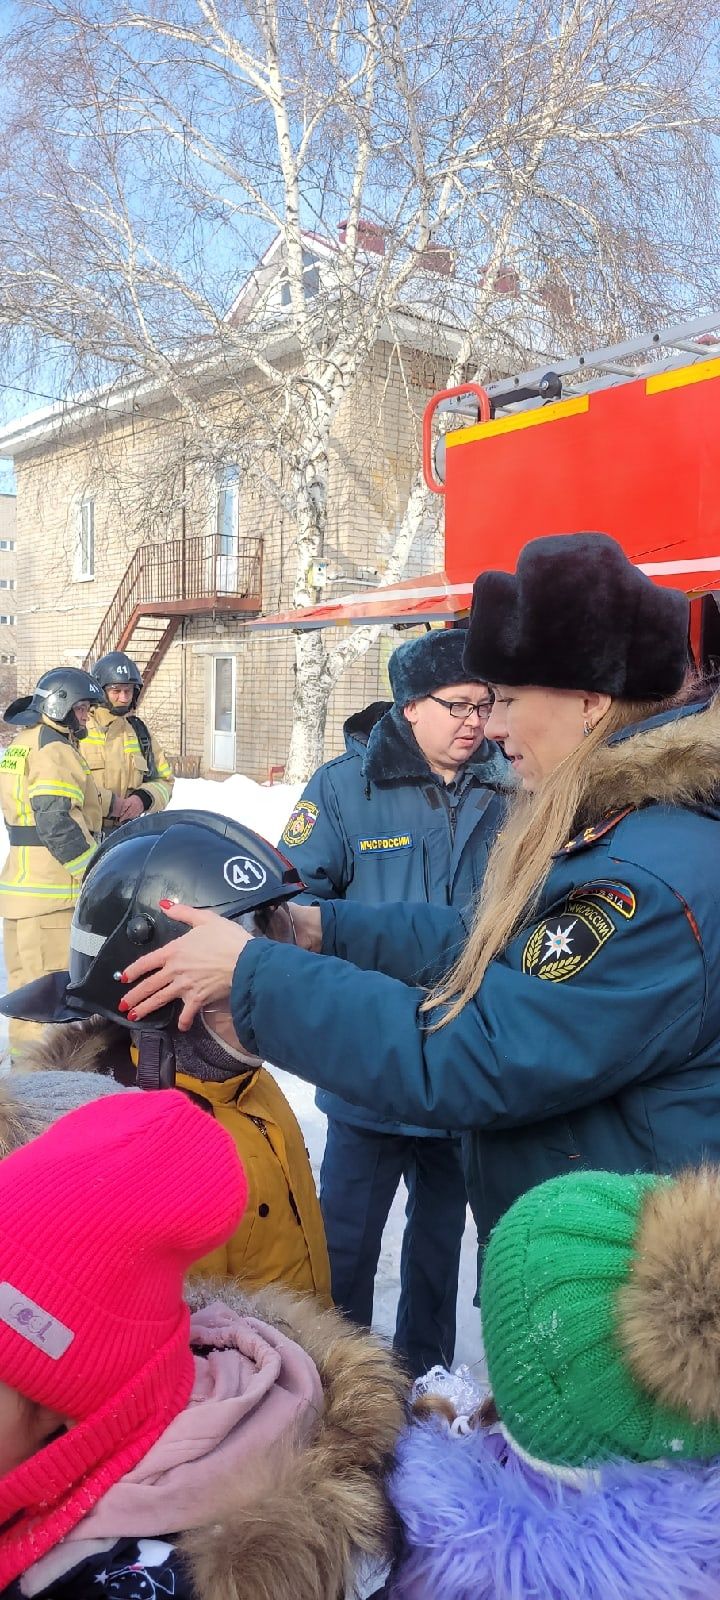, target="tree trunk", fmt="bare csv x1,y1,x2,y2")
284,627,333,782
283,426,333,783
